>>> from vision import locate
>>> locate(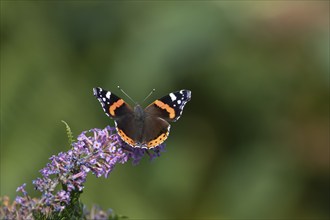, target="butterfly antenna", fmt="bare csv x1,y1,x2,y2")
117,86,137,105
142,89,156,103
